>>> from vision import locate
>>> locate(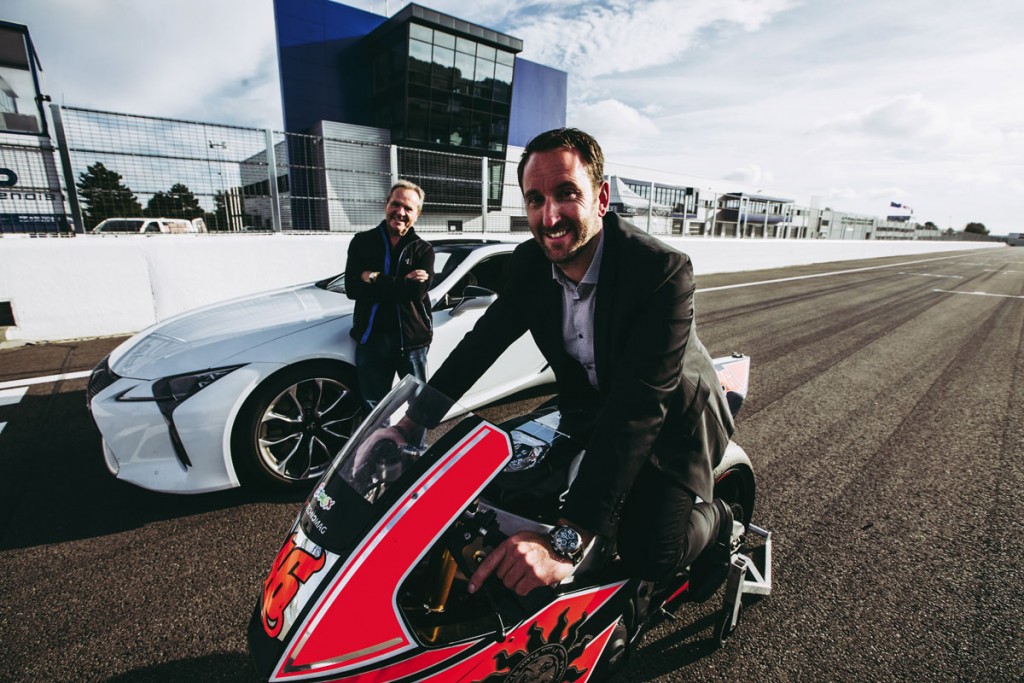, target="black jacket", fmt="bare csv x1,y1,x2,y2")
428,213,734,537
345,222,434,350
